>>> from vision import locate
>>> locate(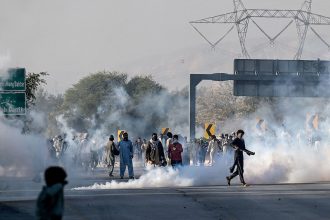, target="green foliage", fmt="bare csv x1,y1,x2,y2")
25,72,48,108
63,71,127,118
22,70,270,137
9,72,49,134
61,71,169,132
126,75,164,101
